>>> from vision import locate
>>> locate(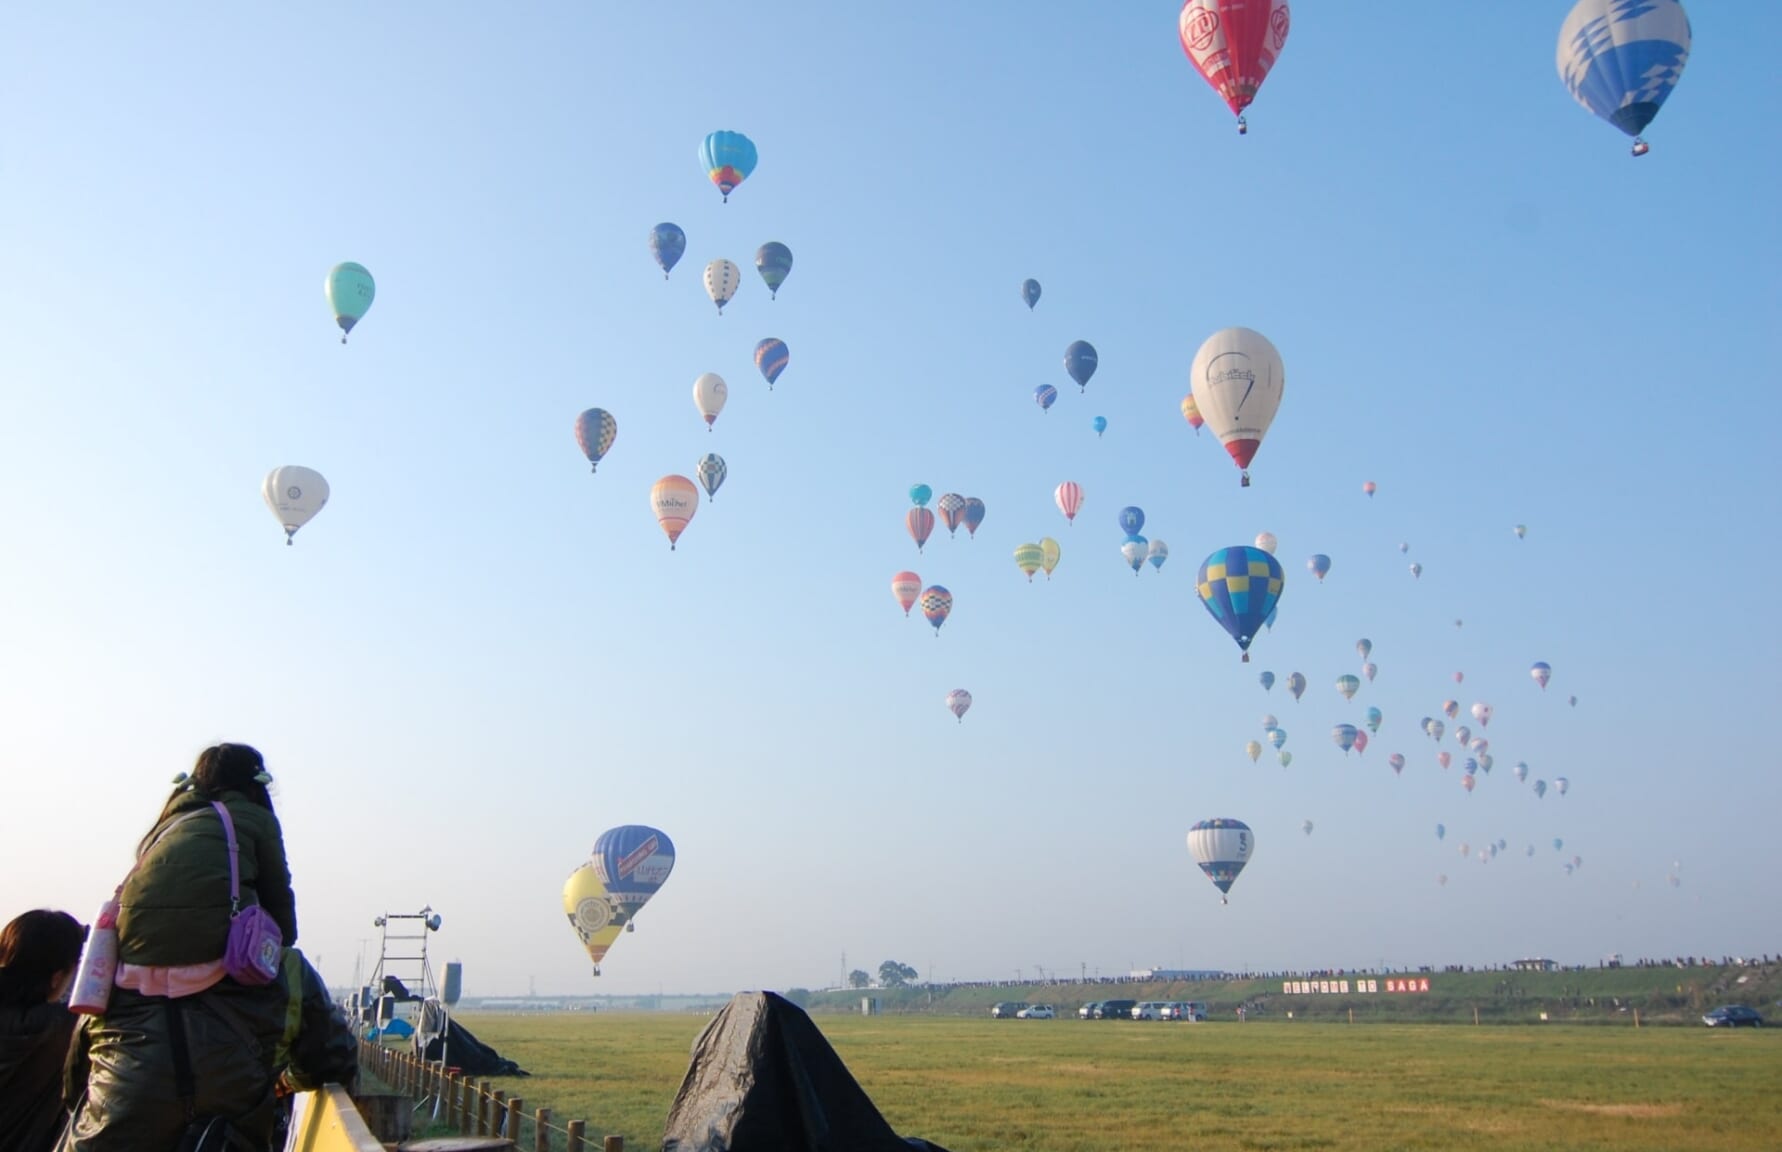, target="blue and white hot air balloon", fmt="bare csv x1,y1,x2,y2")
1557,0,1690,157
1186,818,1254,905
590,825,676,926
